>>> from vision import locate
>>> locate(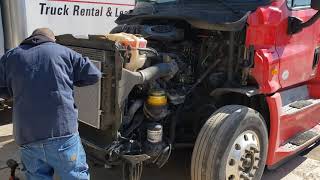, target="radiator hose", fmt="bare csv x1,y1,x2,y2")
139,61,178,82
118,61,179,105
